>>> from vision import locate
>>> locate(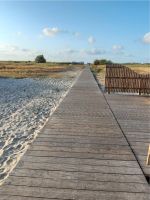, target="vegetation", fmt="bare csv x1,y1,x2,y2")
126,64,150,74
94,59,112,65
91,65,106,85
35,55,46,63
0,61,84,79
